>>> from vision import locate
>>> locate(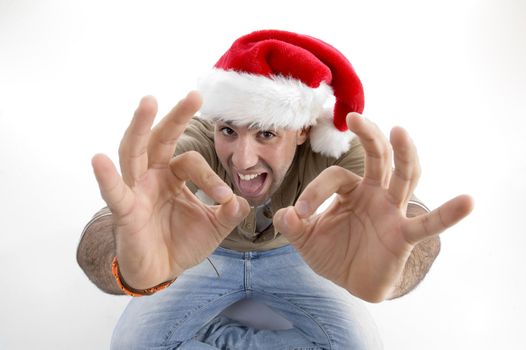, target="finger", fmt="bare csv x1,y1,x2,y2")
293,166,361,219
148,91,202,168
92,153,135,217
273,206,309,247
387,127,421,206
402,195,474,244
169,151,234,204
214,195,250,232
346,113,393,187
119,96,158,185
